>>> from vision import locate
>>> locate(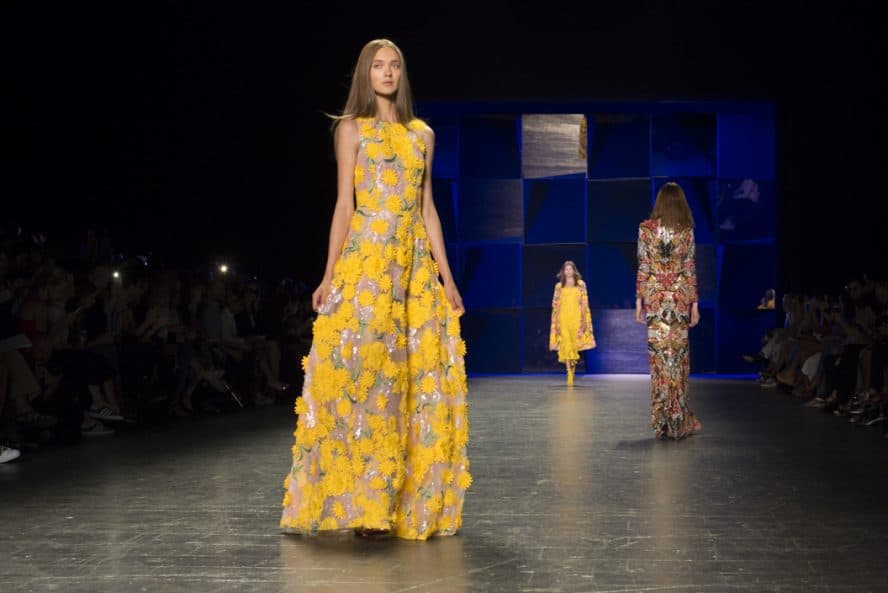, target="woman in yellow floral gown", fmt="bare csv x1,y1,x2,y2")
280,40,470,540
549,261,596,385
